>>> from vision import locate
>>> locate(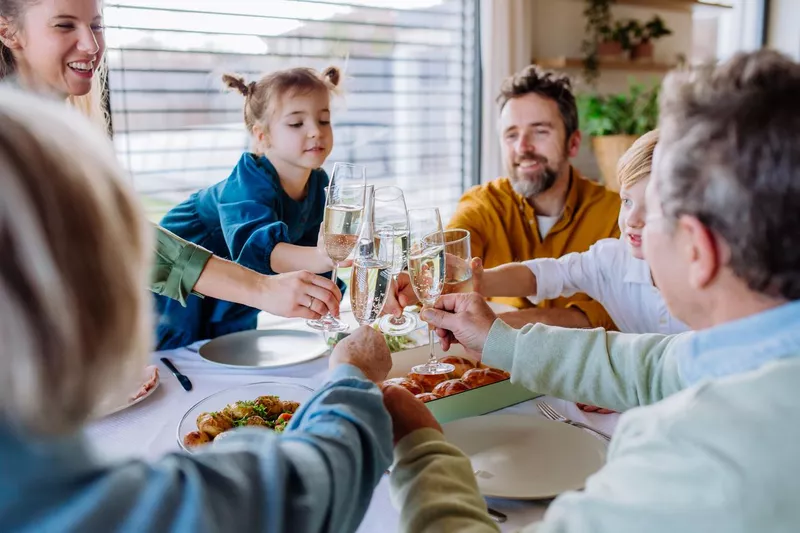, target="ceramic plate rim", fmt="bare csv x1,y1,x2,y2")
443,413,607,500
198,328,329,369
176,380,315,453
99,374,160,418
